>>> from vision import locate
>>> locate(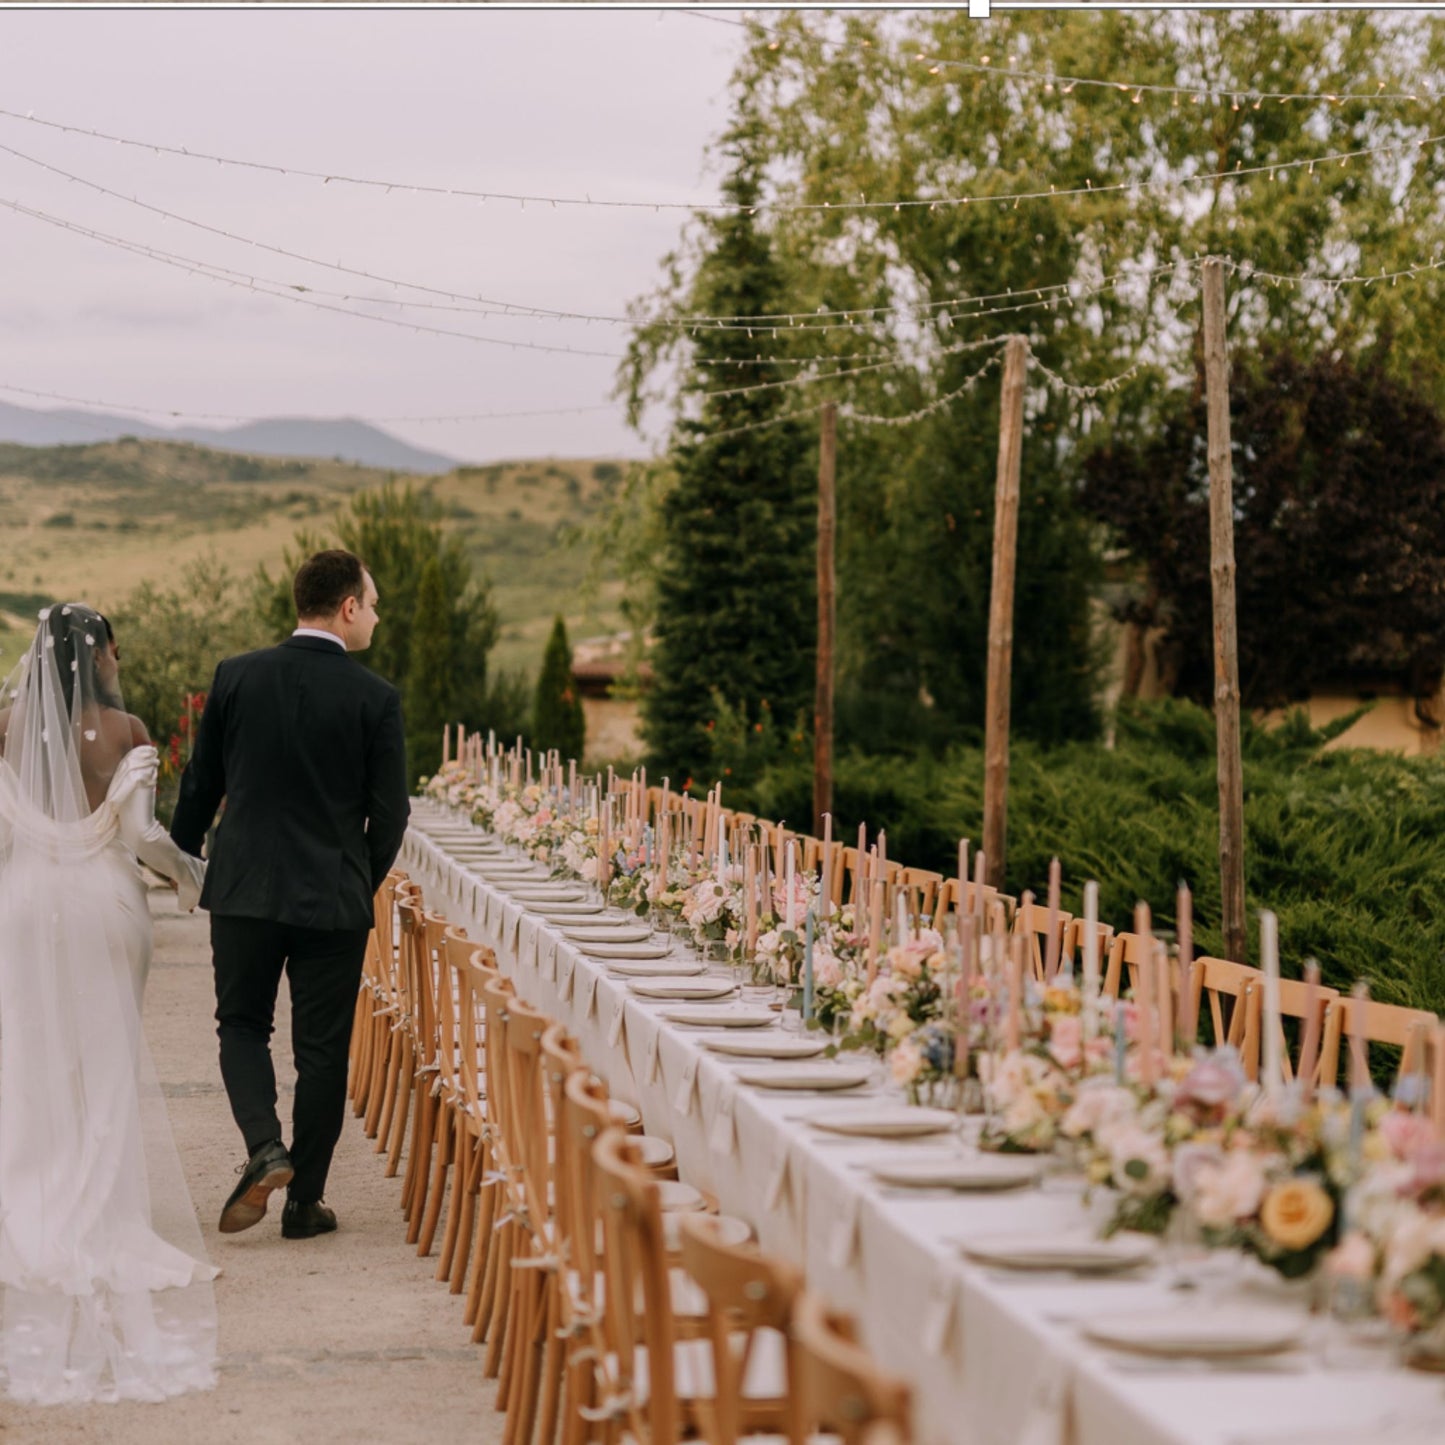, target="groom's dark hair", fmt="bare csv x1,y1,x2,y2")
294,550,366,620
